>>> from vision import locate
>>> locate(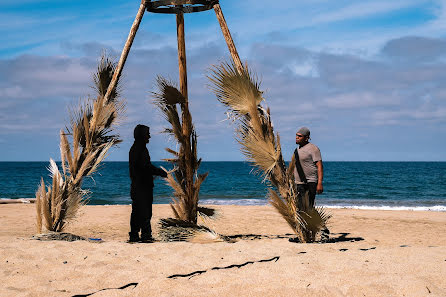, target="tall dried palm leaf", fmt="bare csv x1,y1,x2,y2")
35,53,125,233
153,76,208,224
209,62,330,243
